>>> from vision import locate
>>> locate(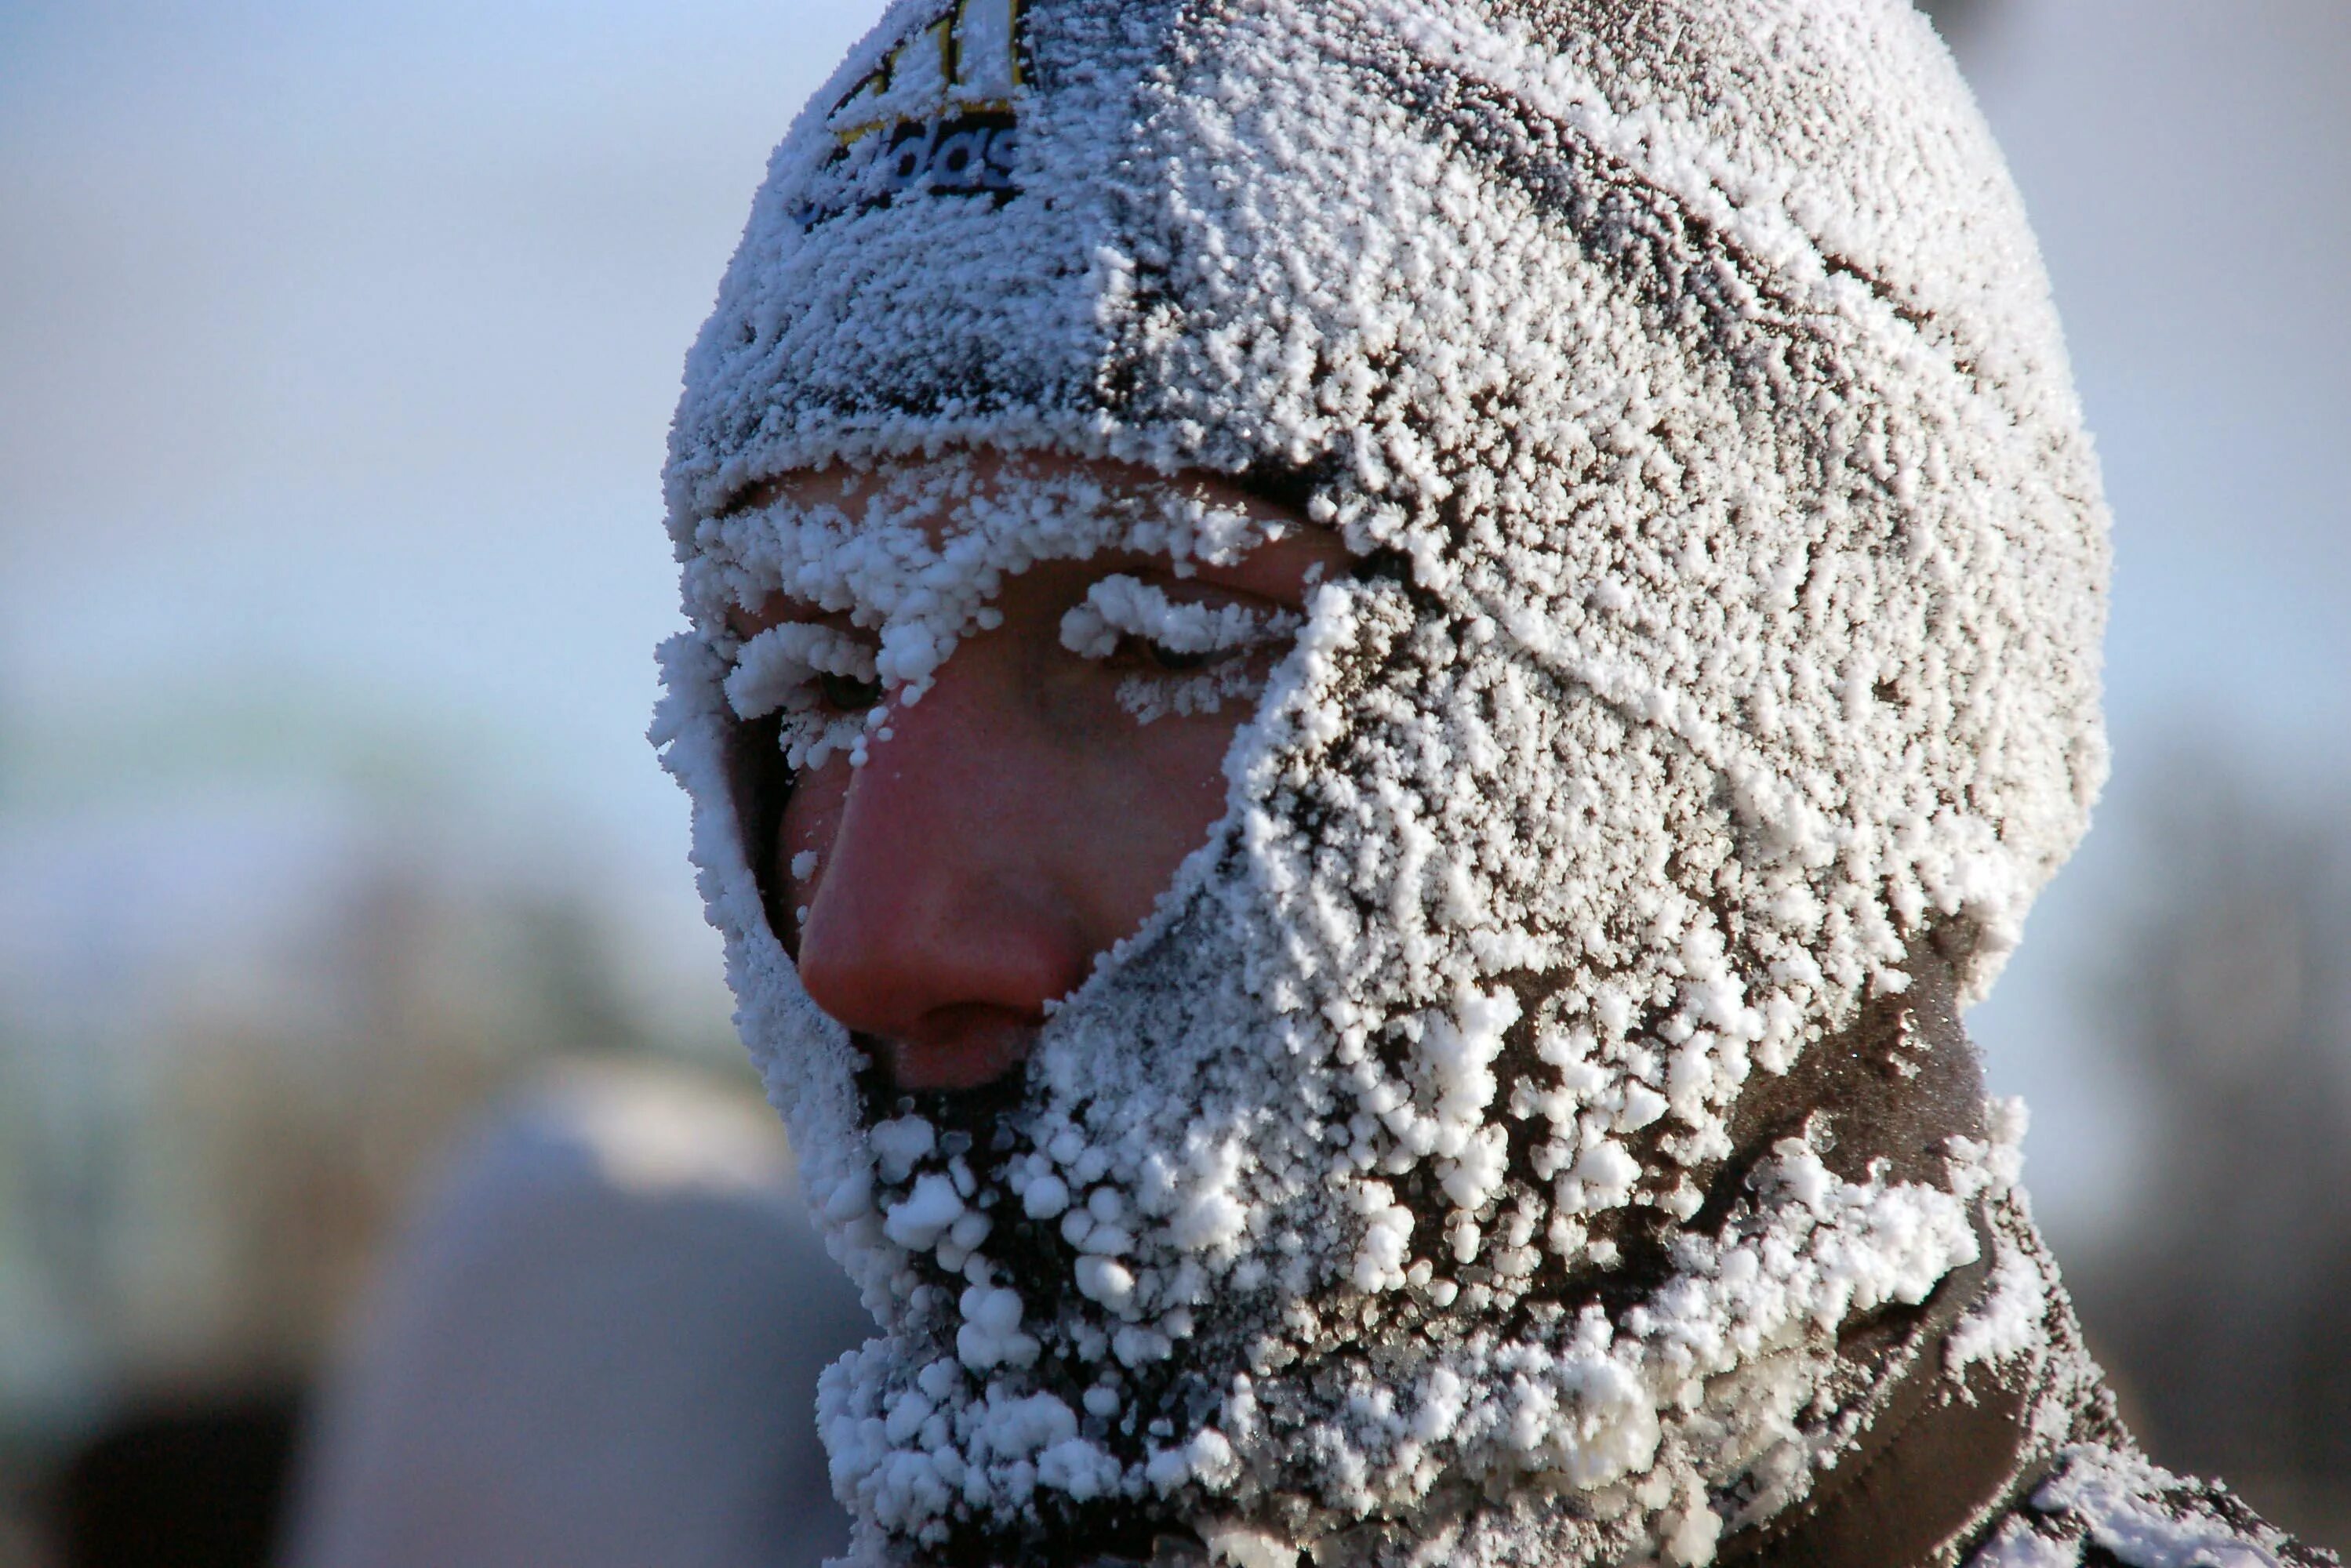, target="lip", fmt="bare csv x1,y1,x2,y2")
874,1013,1039,1092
